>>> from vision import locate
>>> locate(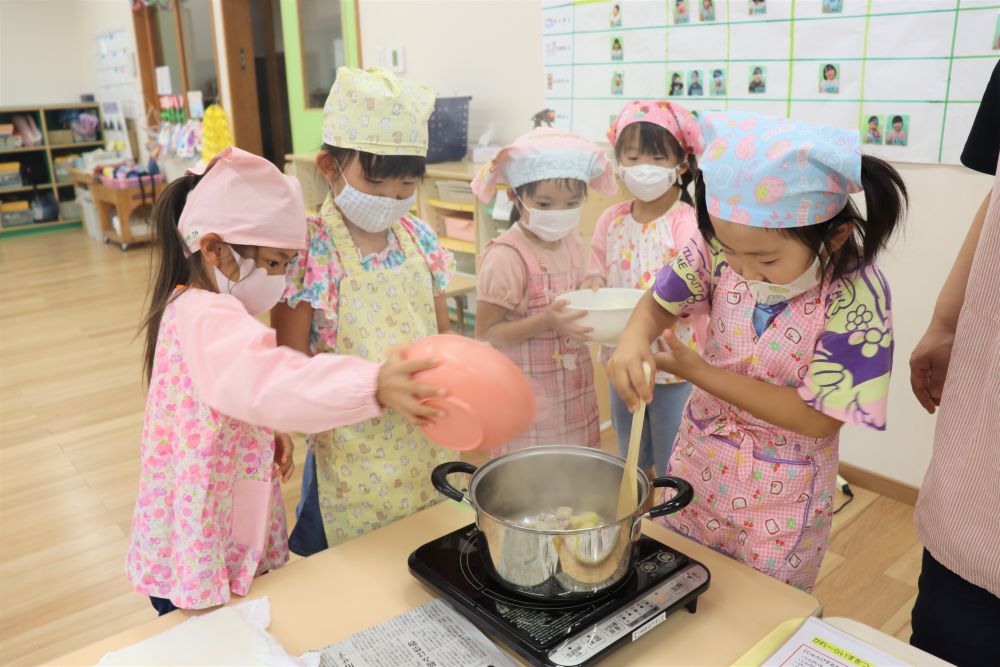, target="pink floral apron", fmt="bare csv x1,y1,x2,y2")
490,229,600,455
660,268,839,591
126,296,288,608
